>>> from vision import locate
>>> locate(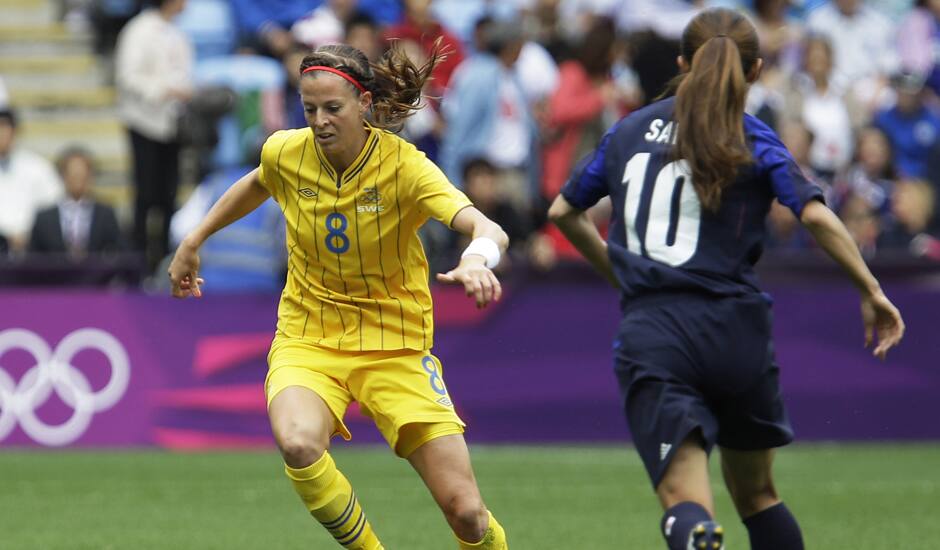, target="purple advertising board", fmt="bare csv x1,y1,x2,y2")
0,279,937,448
